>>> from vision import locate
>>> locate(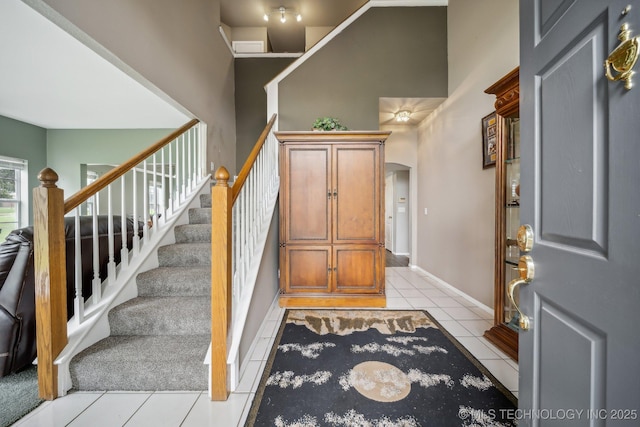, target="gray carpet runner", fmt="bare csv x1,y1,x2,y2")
69,193,212,391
